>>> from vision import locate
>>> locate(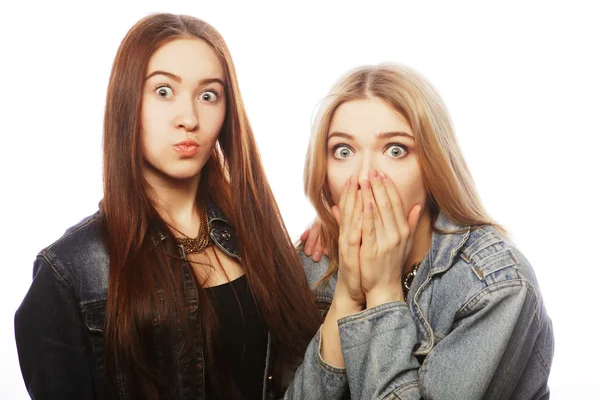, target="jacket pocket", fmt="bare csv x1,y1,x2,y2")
82,300,107,375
